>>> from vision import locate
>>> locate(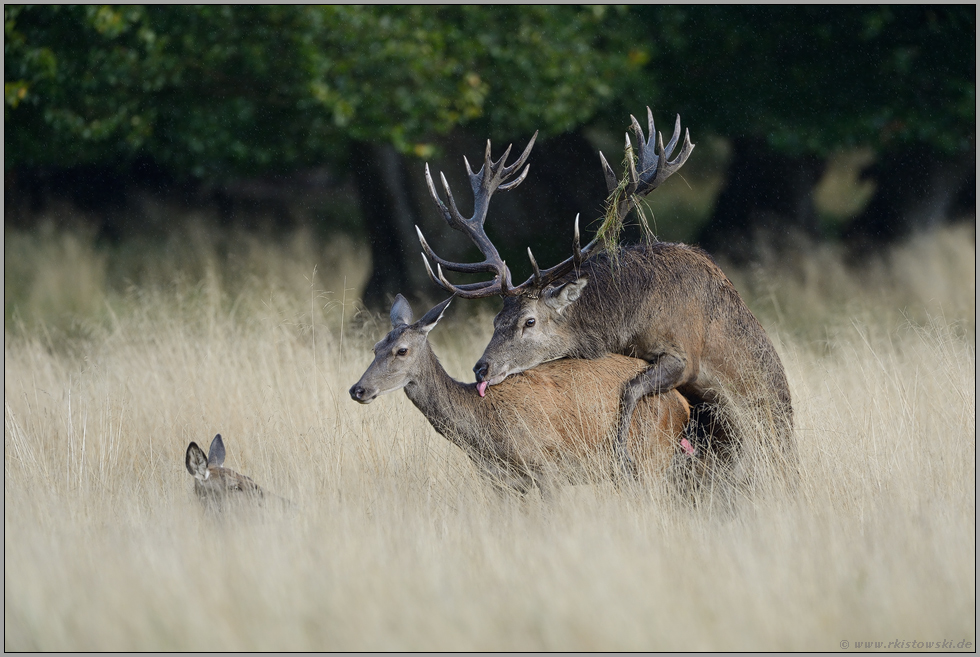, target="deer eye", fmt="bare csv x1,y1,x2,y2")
396,347,408,356
524,318,536,328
